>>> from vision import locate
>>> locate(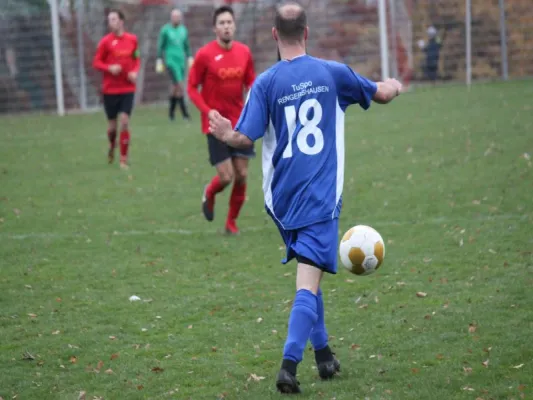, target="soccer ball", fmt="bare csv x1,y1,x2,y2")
339,225,385,275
